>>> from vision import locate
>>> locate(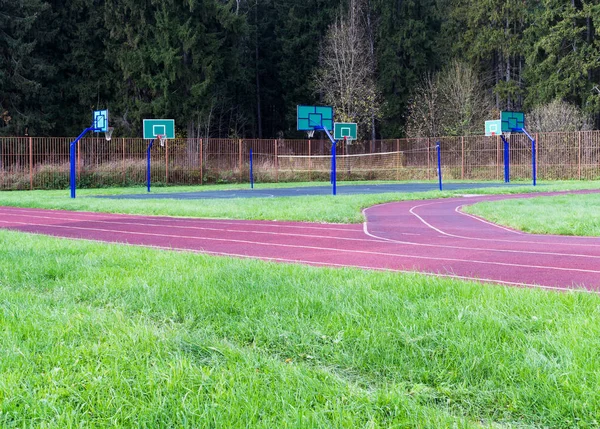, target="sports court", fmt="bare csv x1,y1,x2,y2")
99,182,519,200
